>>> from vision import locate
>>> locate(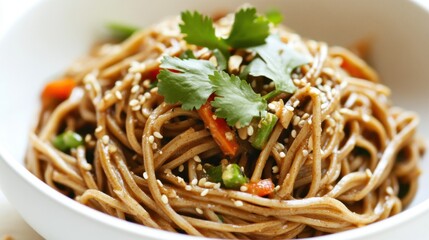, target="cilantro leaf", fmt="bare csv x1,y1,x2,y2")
225,8,270,48
180,11,229,53
157,56,216,110
248,35,310,94
180,8,272,54
265,9,283,25
210,71,267,126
